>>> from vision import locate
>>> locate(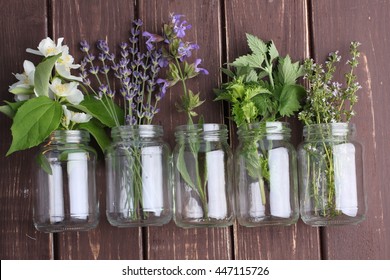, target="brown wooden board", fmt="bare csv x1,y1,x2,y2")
0,0,53,259
139,0,233,260
310,0,390,259
51,0,143,259
224,0,321,260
